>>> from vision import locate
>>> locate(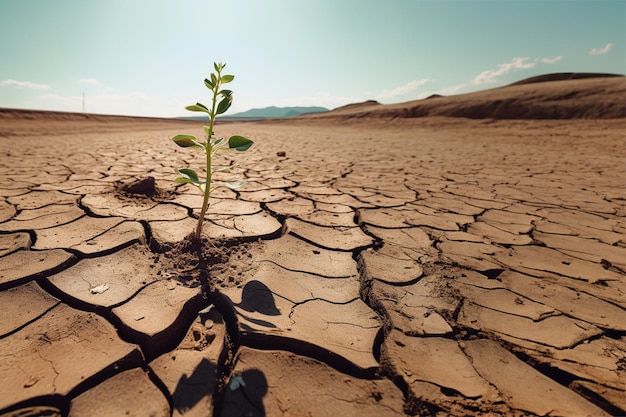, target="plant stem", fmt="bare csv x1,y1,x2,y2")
194,67,221,242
